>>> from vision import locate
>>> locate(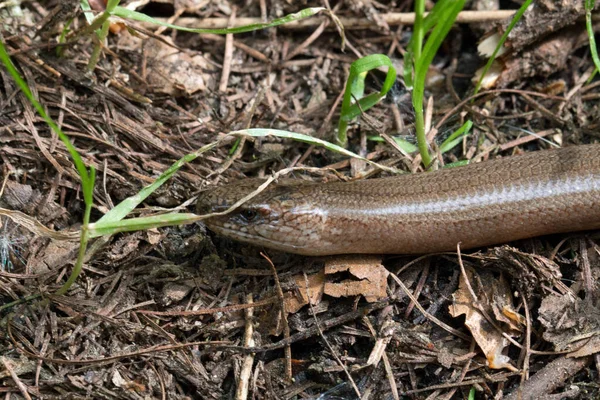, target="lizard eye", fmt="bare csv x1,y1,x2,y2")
239,209,259,222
